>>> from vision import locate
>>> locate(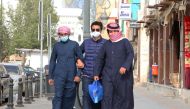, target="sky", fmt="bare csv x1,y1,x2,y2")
2,0,84,9
2,0,83,16
3,0,18,10
52,0,83,9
